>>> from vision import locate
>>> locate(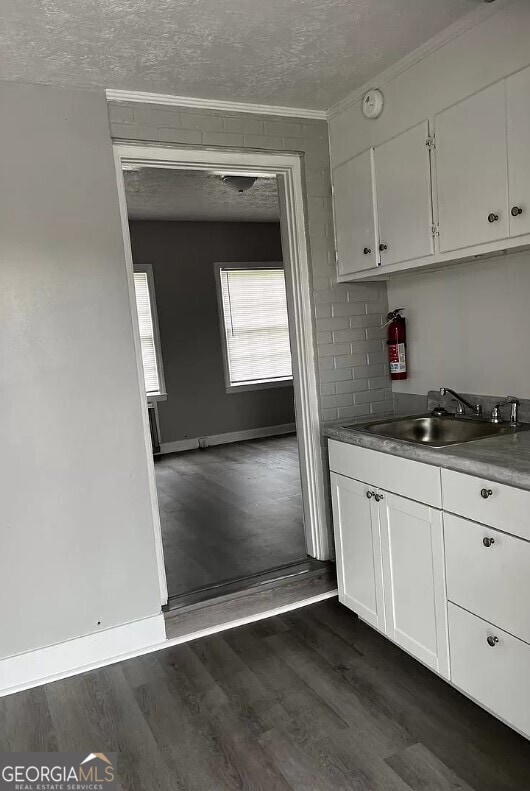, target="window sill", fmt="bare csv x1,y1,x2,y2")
146,392,167,402
226,378,293,394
